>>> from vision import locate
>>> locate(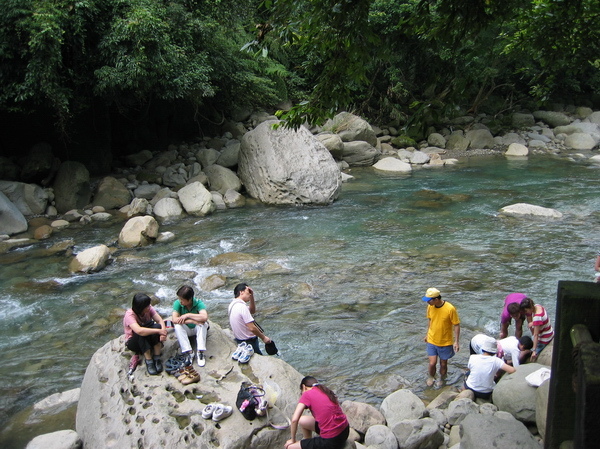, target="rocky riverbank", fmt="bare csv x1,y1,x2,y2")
25,322,551,449
2,107,600,256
